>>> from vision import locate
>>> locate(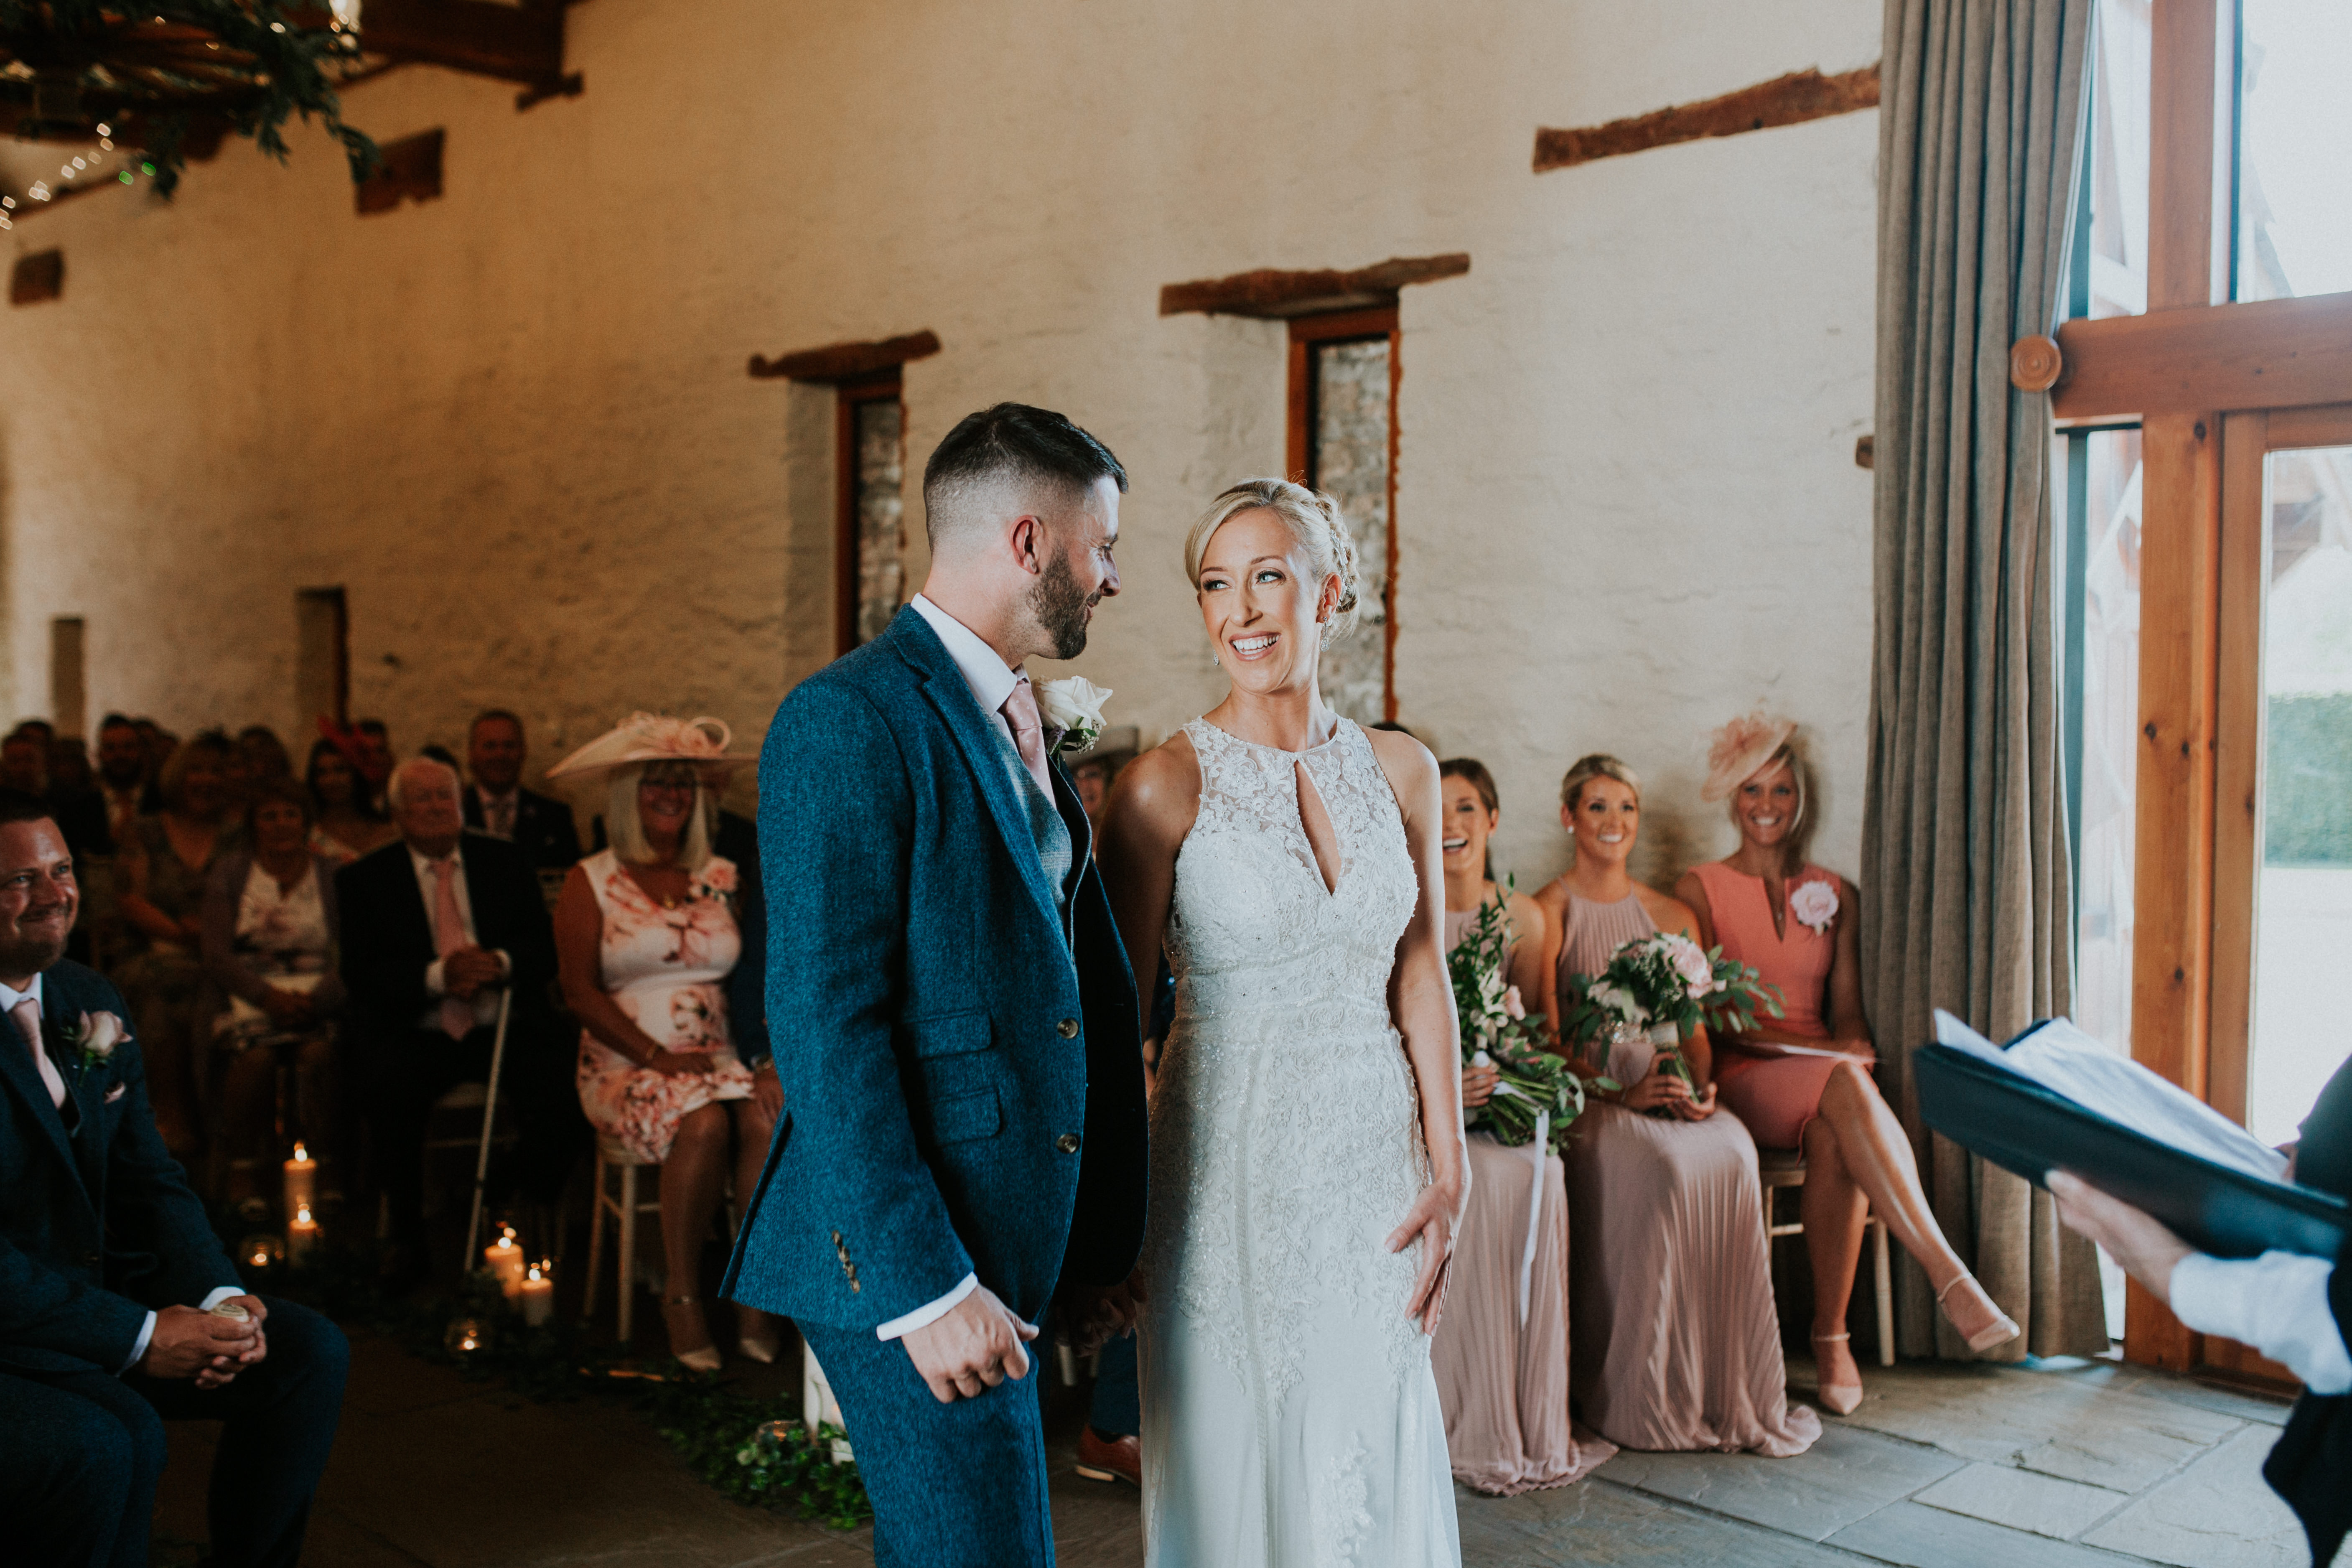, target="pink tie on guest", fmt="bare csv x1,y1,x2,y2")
11,996,64,1110
1000,678,1054,799
429,859,475,1040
